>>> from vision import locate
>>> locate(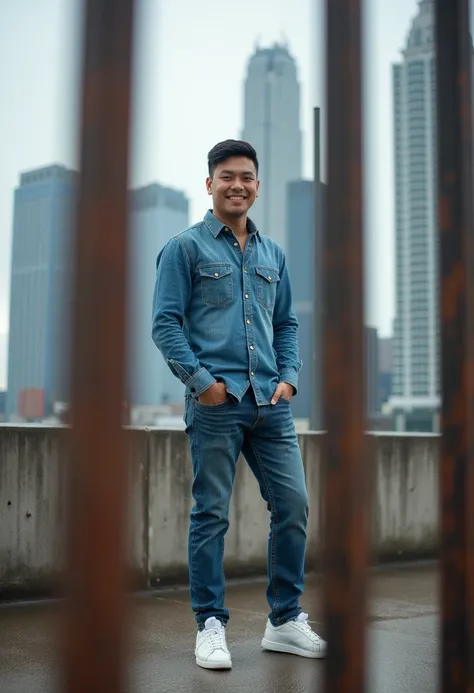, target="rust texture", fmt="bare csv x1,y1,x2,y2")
63,1,136,692
436,1,474,692
322,1,370,692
